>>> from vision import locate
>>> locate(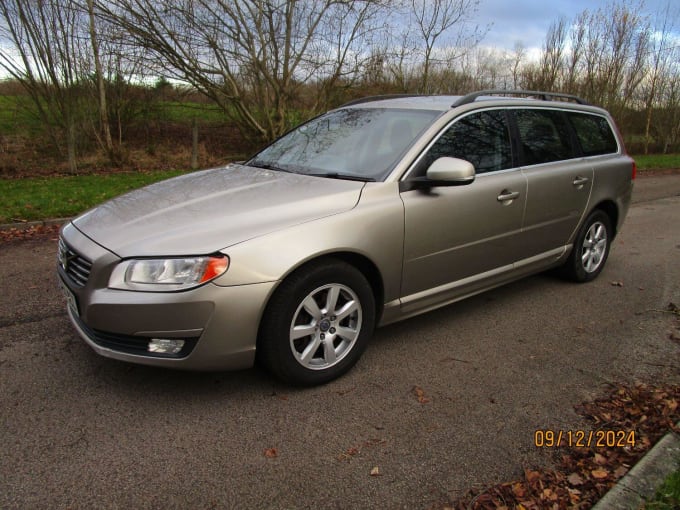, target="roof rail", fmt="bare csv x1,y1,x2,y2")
452,90,590,107
340,94,427,107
